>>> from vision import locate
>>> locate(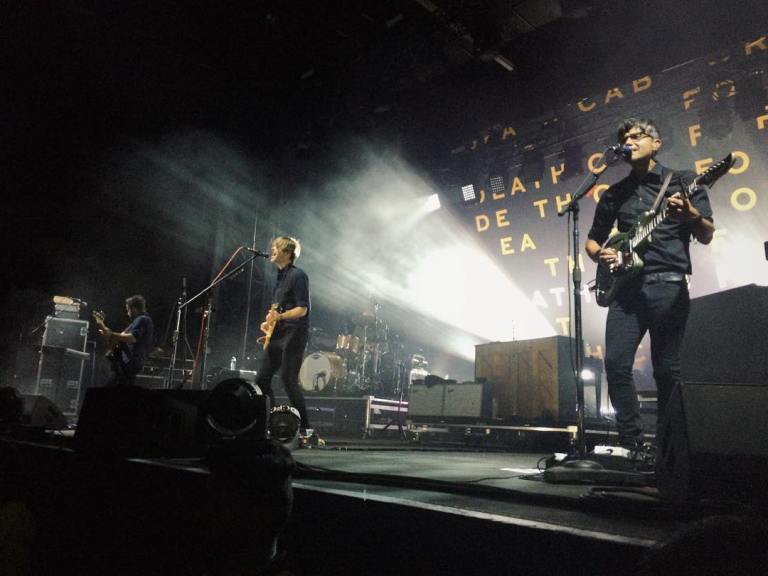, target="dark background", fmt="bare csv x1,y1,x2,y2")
2,0,766,382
